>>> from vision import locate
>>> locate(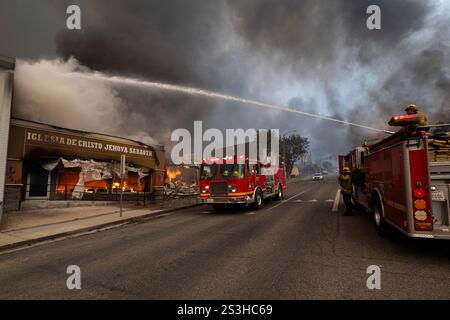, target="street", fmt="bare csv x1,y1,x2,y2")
0,175,449,299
